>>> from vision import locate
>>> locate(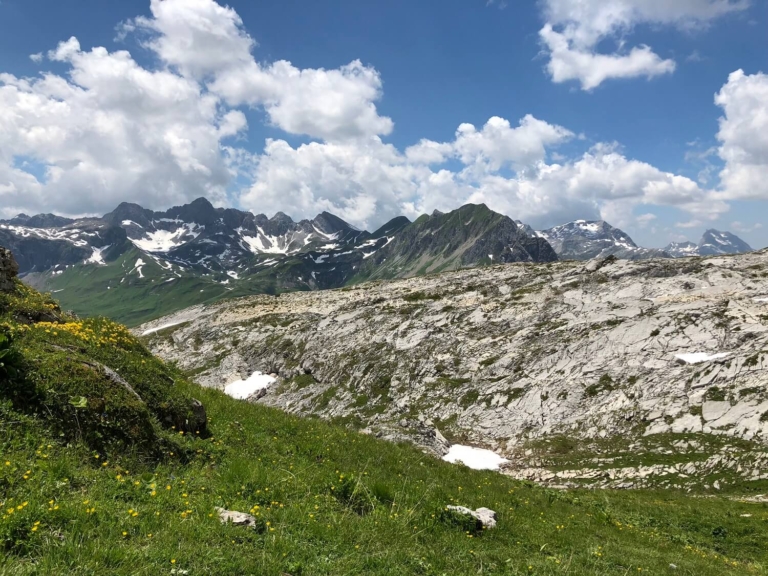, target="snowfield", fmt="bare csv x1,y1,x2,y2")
442,445,509,471
224,372,277,400
675,352,730,365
